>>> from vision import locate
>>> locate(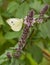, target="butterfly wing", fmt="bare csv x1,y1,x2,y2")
11,19,23,31
6,18,23,31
